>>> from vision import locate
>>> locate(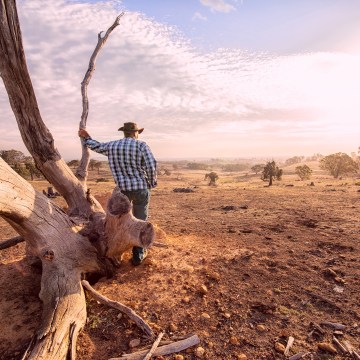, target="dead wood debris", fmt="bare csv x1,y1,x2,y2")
109,335,200,360
0,235,24,250
81,280,153,337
